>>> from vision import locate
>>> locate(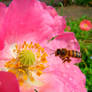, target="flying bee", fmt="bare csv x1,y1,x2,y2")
55,48,82,63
